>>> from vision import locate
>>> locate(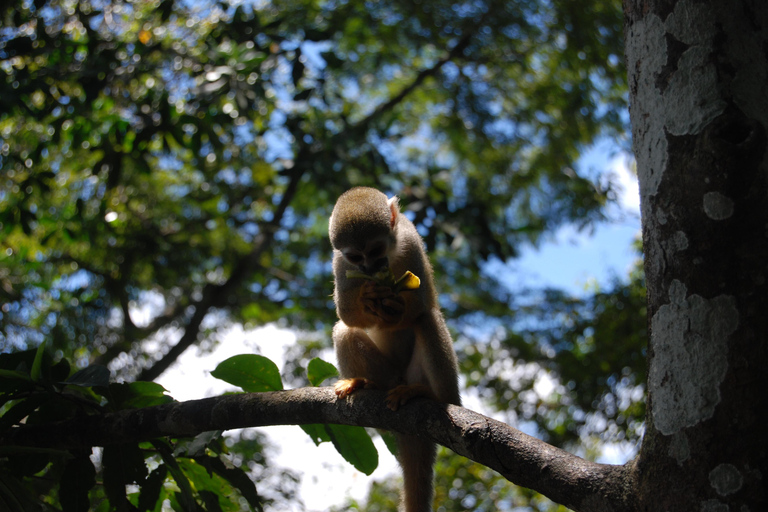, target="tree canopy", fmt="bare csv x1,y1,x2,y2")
0,0,641,510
